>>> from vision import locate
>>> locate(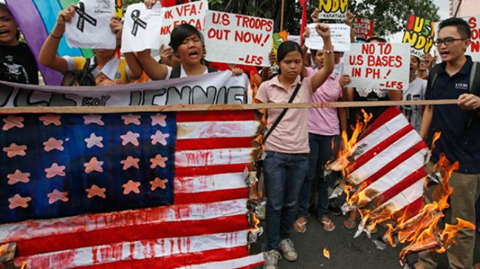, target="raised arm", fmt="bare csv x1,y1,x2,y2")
310,24,334,91
38,4,76,73
136,49,169,80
